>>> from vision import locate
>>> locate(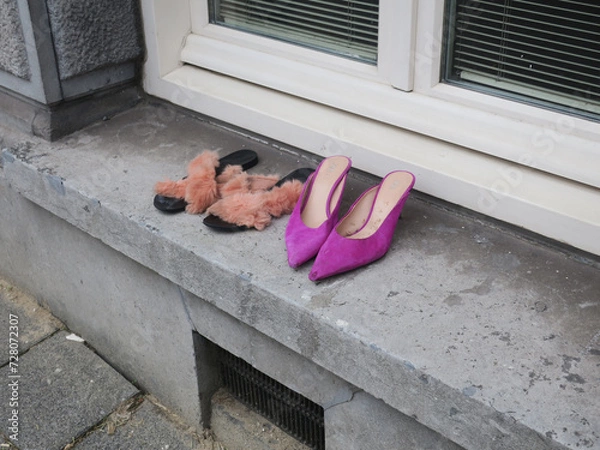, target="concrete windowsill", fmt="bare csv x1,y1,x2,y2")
1,100,598,450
